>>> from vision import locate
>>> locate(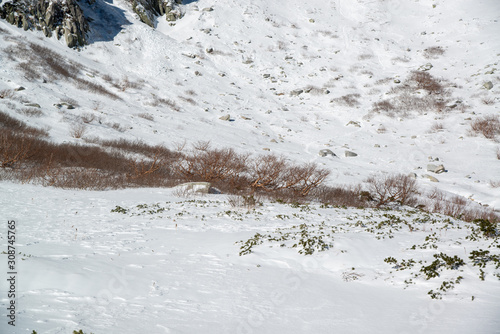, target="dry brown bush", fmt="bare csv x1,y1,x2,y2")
424,188,498,222
408,71,444,94
248,155,330,197
331,94,361,107
117,76,143,91
470,115,500,140
0,133,33,168
0,111,49,137
481,97,495,105
74,78,120,100
154,97,180,111
310,184,368,207
128,154,161,179
81,112,95,124
18,107,44,117
137,113,154,121
61,97,80,107
69,123,87,138
366,174,418,207
423,46,445,59
90,138,180,161
173,142,249,189
179,96,197,105
371,71,451,117
372,100,395,113
0,131,176,190
0,89,14,99
227,193,262,210
429,122,444,133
